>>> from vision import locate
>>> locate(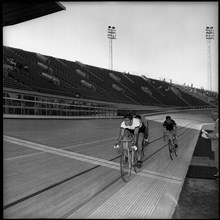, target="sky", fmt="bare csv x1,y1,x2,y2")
3,1,218,92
